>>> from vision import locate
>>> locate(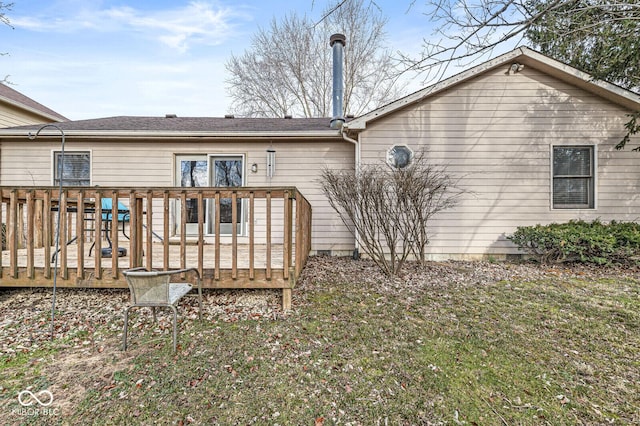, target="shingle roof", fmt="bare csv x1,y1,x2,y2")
0,83,68,122
5,115,339,134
